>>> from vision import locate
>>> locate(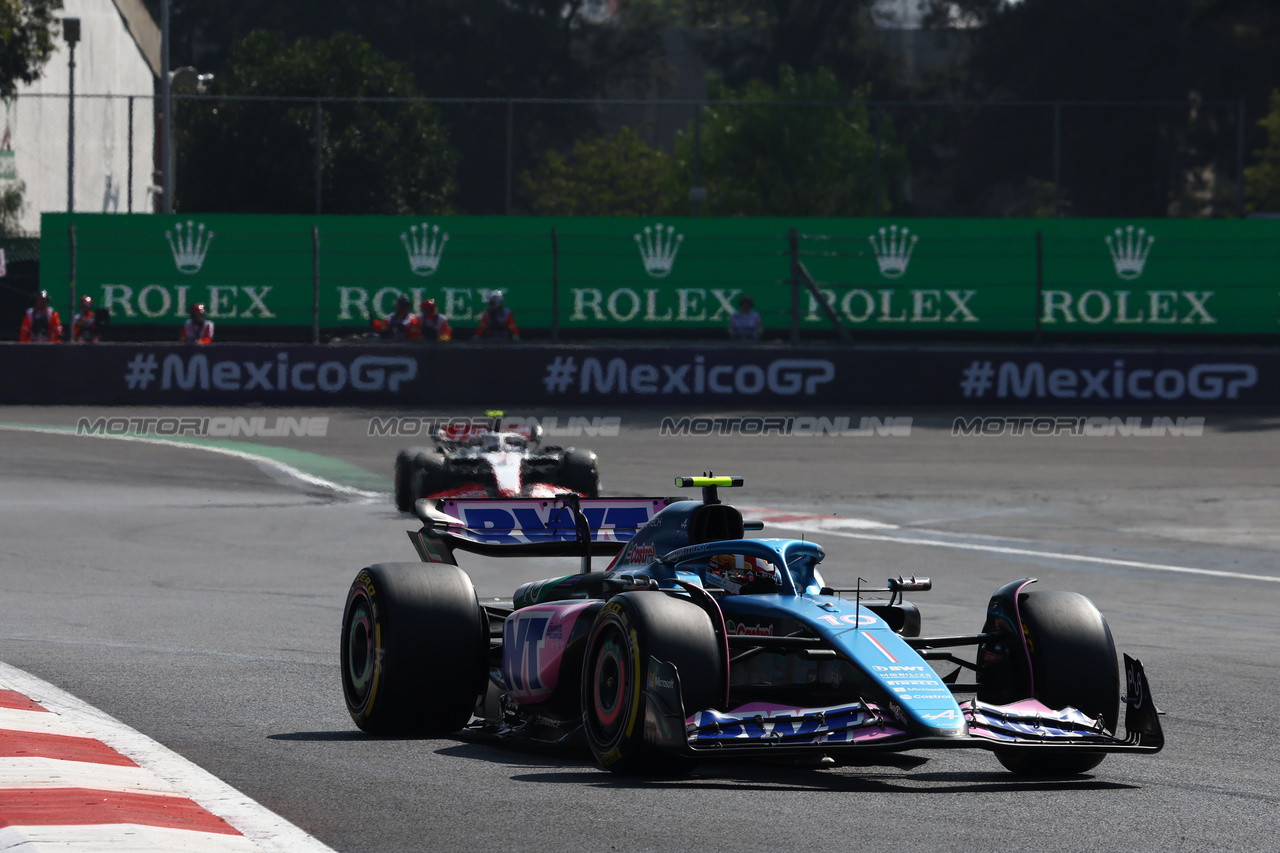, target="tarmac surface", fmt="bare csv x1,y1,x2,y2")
1,406,1278,851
